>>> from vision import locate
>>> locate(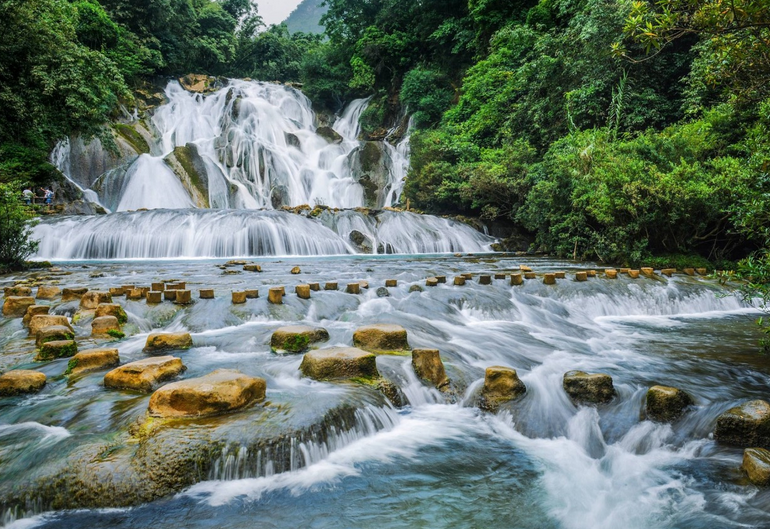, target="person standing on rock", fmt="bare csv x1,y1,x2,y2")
22,187,33,205
40,187,53,210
